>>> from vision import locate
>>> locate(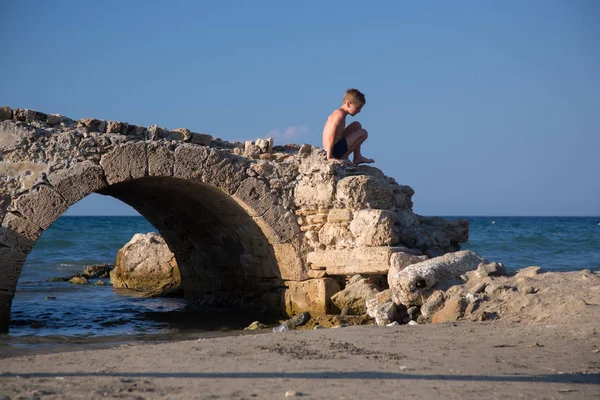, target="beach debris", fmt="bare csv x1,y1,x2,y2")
389,250,487,306
285,390,301,397
244,321,268,331
407,320,419,326
386,321,400,326
273,311,312,333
